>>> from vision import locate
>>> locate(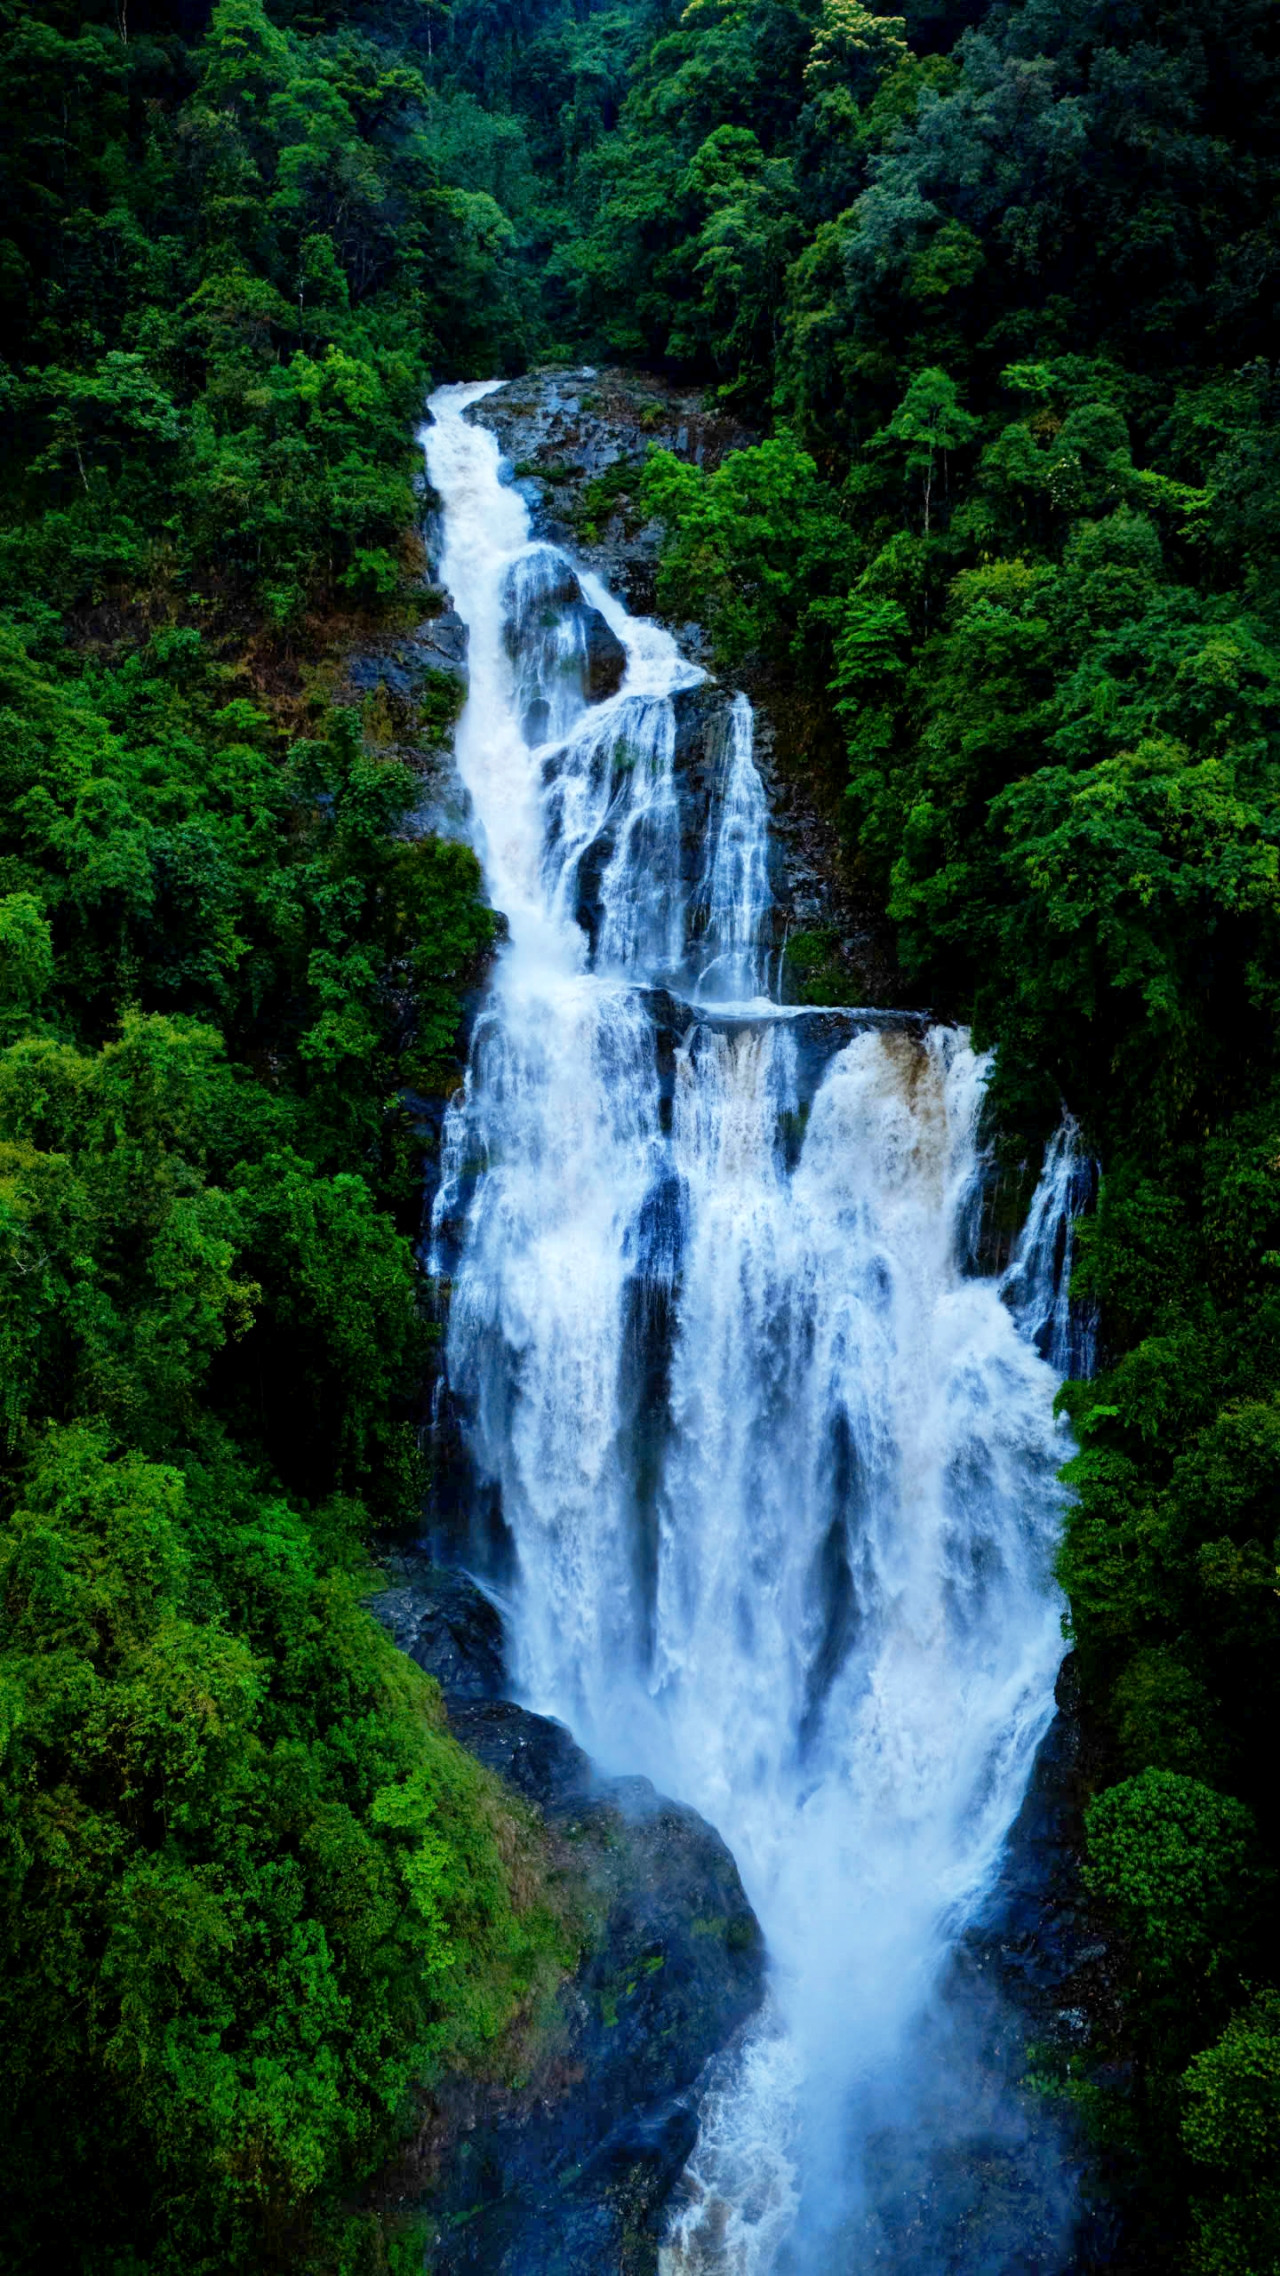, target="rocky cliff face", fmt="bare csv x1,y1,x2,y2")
370,1560,765,2275
345,595,473,843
